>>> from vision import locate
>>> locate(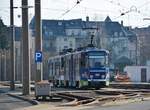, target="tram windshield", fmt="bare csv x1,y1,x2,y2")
88,55,106,67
